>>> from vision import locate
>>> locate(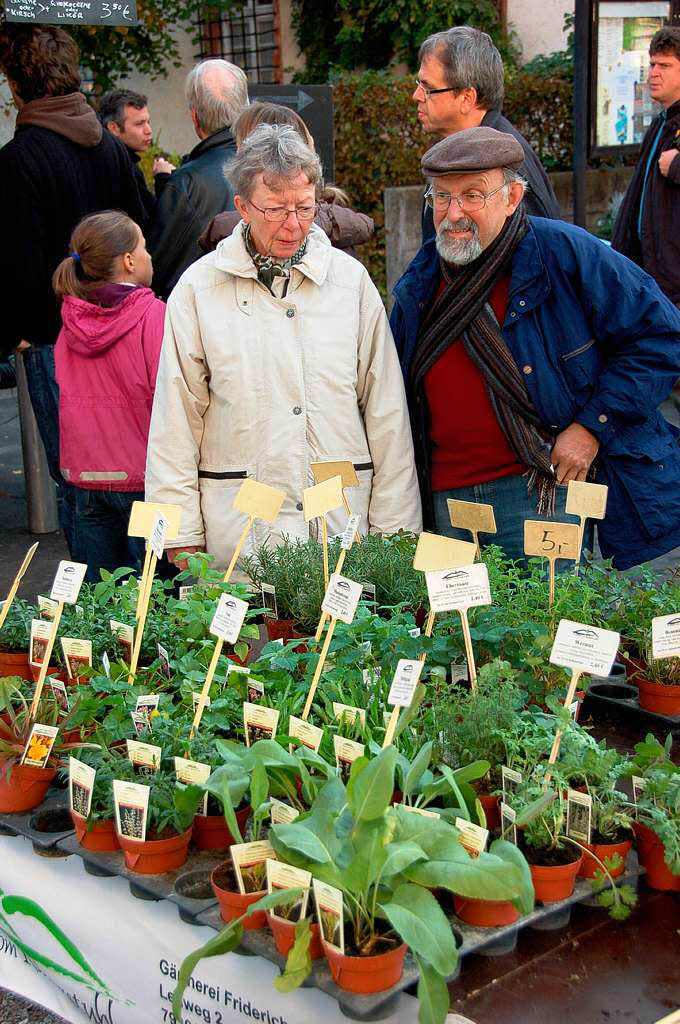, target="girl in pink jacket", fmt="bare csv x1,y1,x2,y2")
53,210,165,582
